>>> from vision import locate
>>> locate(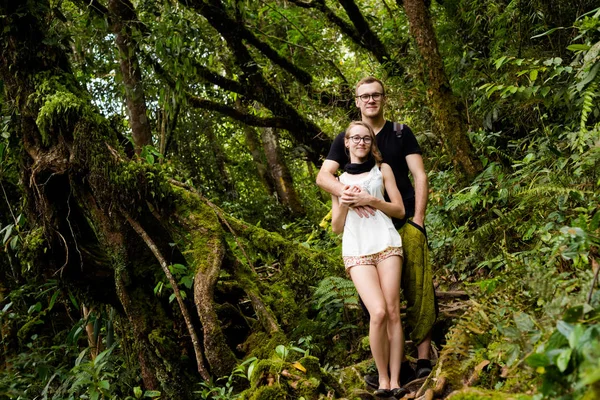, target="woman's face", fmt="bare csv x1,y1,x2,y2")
345,125,373,162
